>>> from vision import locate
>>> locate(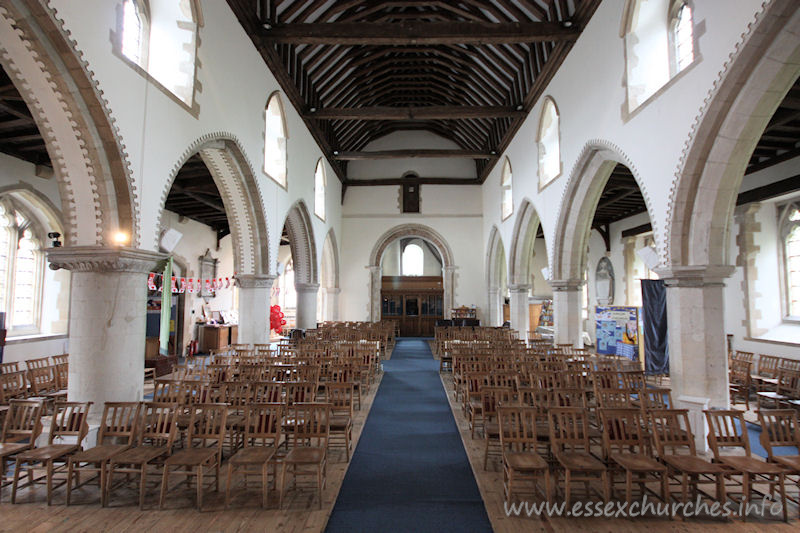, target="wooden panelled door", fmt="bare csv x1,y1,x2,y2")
381,276,443,337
